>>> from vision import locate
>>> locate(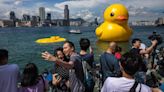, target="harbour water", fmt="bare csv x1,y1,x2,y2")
0,26,164,72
